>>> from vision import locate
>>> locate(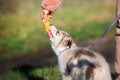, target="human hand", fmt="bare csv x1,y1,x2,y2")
41,9,52,22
